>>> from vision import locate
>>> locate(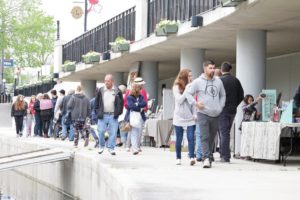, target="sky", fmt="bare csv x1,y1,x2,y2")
41,0,136,42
